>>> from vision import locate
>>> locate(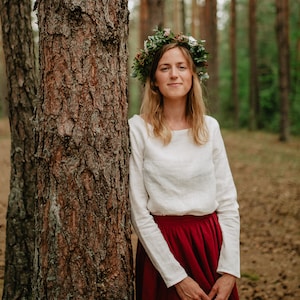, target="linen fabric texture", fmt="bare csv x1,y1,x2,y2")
129,114,240,288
